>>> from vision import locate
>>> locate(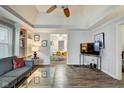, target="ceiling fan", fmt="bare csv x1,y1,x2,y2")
46,5,70,18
